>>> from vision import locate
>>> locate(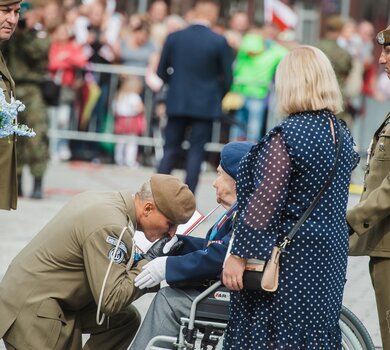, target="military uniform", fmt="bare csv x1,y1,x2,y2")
0,48,17,210
317,16,354,129
348,24,390,349
0,190,149,349
3,23,50,198
348,114,390,348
